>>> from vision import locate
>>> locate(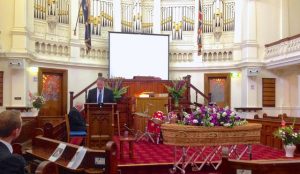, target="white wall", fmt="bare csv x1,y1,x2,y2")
288,0,300,36
260,66,300,117
0,0,14,51
256,0,281,59
0,59,107,112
